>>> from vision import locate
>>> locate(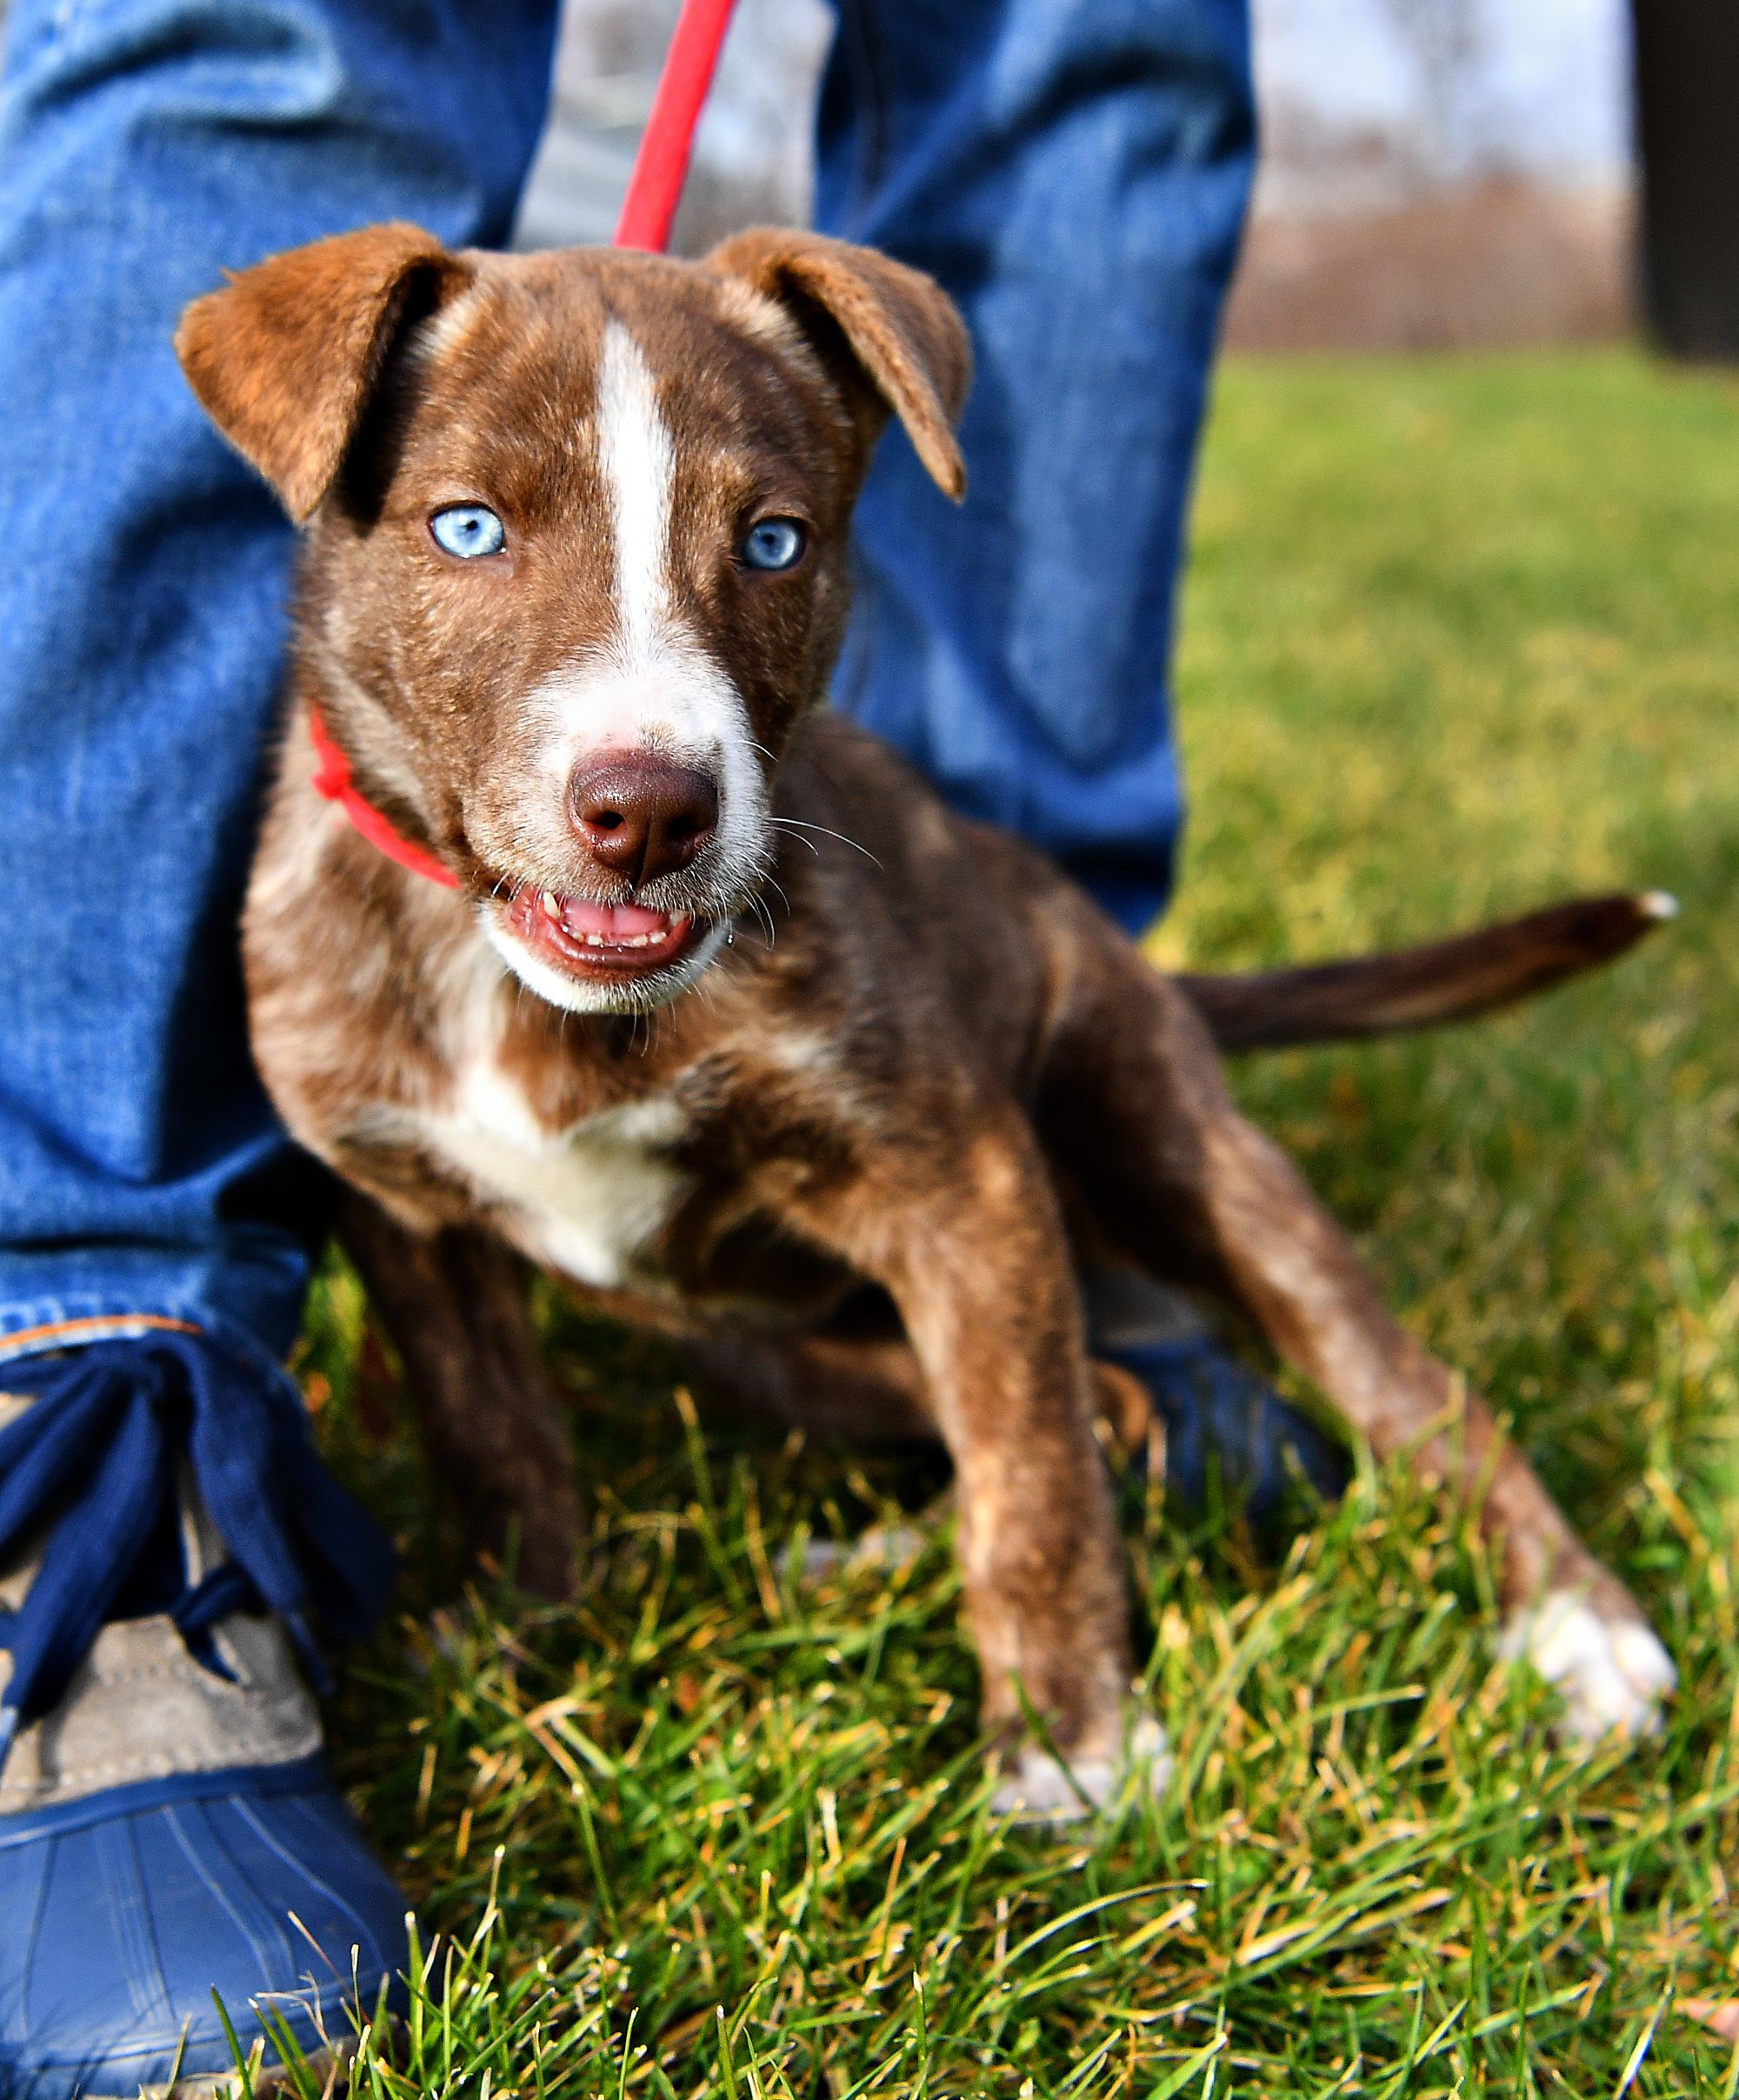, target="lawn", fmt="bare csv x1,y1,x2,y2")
293,350,1739,2097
